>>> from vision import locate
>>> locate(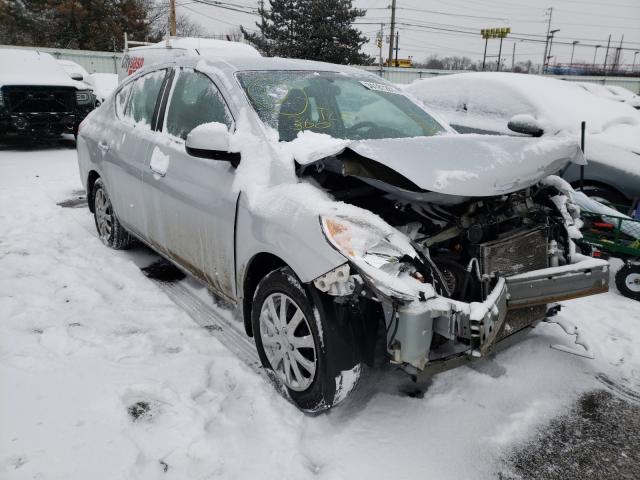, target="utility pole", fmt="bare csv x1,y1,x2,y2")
387,0,397,67
497,34,504,71
613,35,624,73
542,7,553,74
512,42,516,71
394,31,399,67
169,0,177,36
482,36,488,71
570,40,579,67
603,34,611,76
377,23,384,76
546,29,560,73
